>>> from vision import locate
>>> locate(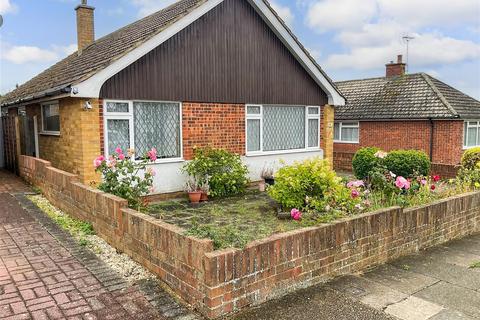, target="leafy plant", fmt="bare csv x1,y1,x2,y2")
267,157,360,216
182,147,249,198
352,147,381,180
384,150,430,178
461,147,480,170
469,261,480,269
458,148,480,188
94,147,157,210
